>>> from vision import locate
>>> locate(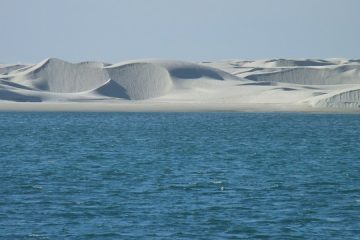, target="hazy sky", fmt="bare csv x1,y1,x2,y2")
1,0,360,63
